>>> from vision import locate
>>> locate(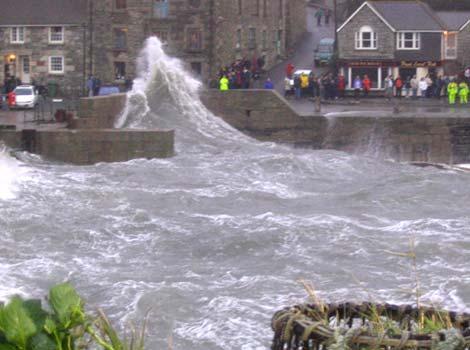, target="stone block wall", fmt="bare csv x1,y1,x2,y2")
0,130,22,149
202,89,470,164
34,129,174,165
72,93,127,129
